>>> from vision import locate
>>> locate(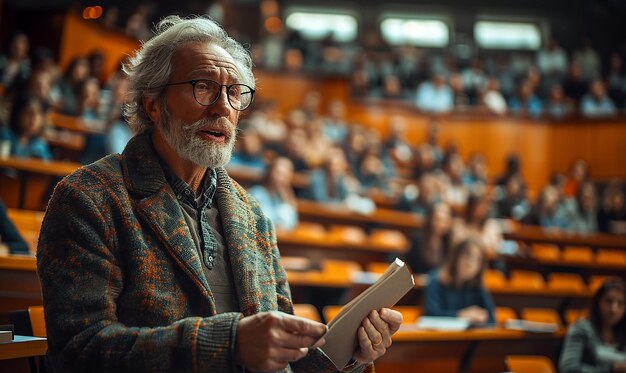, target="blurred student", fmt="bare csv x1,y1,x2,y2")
229,122,266,171
559,278,626,373
57,56,90,116
405,201,452,274
0,197,28,255
495,174,530,221
3,95,51,160
598,182,626,235
0,32,31,94
581,79,616,118
453,192,502,256
524,185,569,230
249,157,298,231
564,181,599,233
424,238,496,324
